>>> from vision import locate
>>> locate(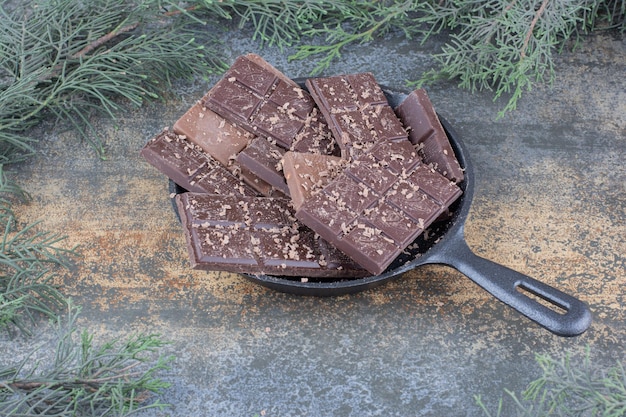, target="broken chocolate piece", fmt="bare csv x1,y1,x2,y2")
295,140,462,275
290,117,338,156
175,192,368,277
306,73,407,160
236,137,290,196
140,128,257,197
282,151,345,210
173,101,253,168
203,54,335,152
394,89,464,182
172,99,282,197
